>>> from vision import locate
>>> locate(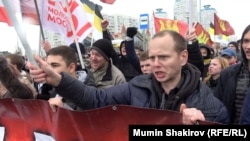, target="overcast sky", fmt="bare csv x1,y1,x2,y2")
1,0,249,53
92,0,250,38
